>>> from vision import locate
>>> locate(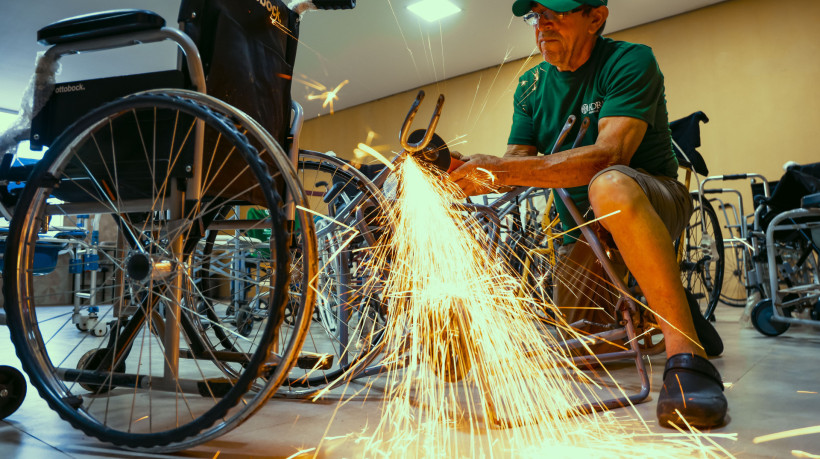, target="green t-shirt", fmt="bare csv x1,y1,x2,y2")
508,37,678,242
